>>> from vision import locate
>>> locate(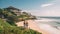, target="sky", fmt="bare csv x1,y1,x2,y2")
0,0,60,16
